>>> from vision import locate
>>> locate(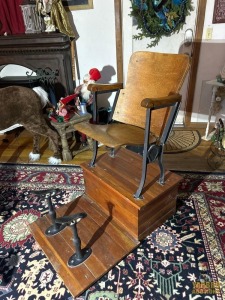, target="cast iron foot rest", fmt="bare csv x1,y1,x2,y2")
56,213,92,267
31,189,66,236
